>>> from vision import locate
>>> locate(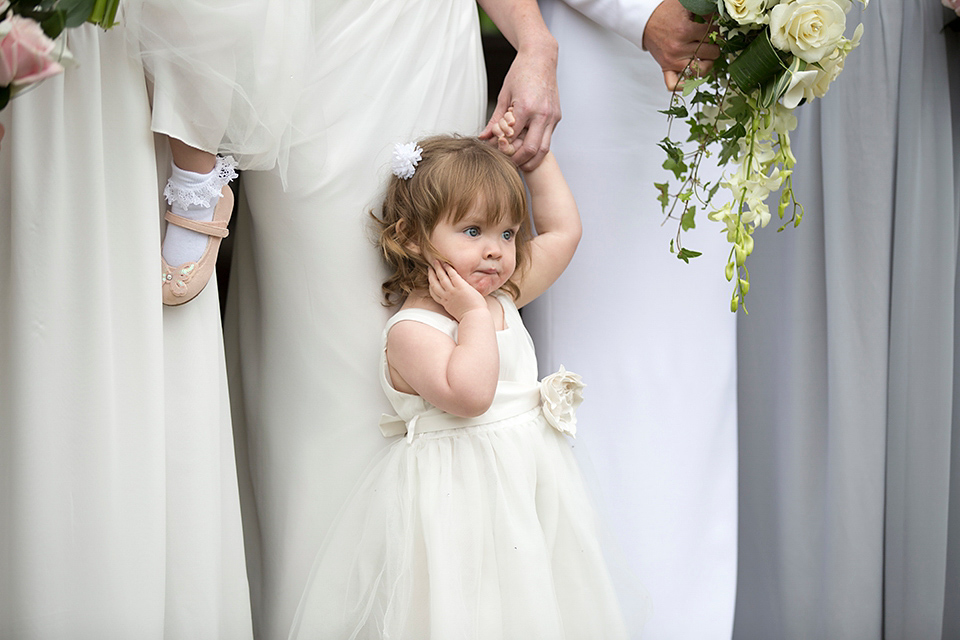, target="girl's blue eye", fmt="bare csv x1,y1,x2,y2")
465,227,480,237
502,230,515,241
